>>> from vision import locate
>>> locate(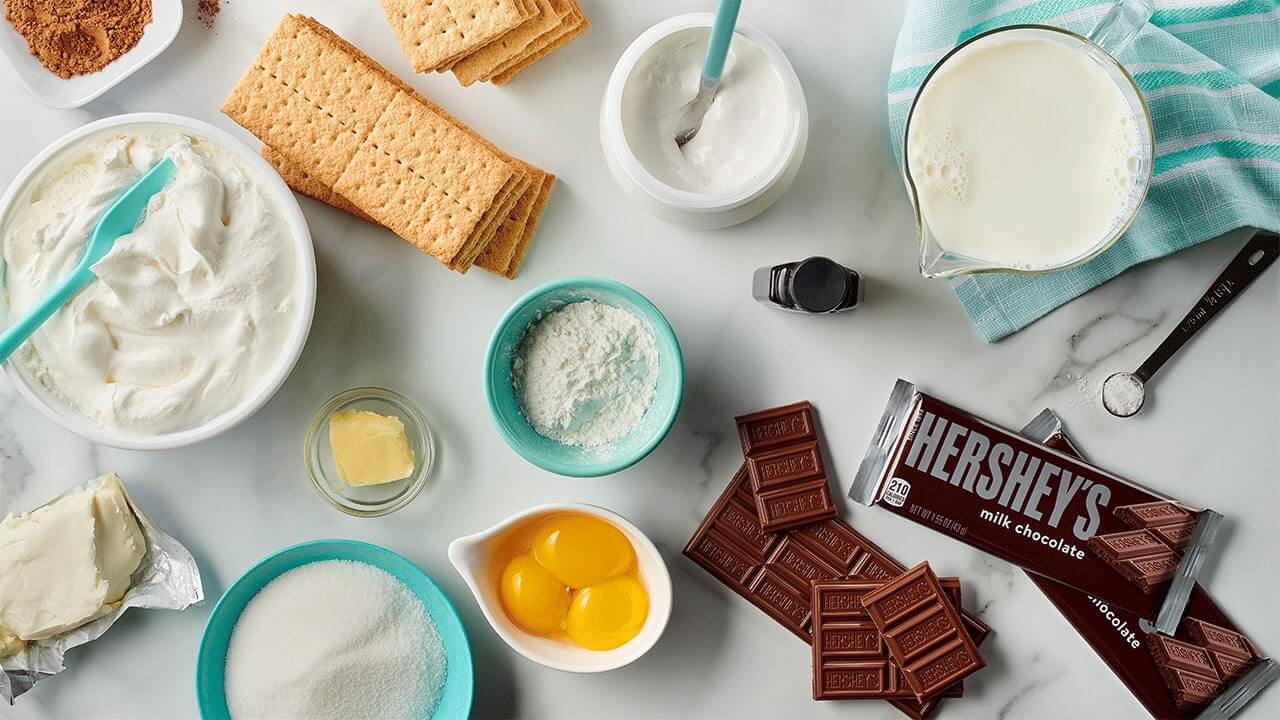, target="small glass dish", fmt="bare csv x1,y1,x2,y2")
304,387,433,517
